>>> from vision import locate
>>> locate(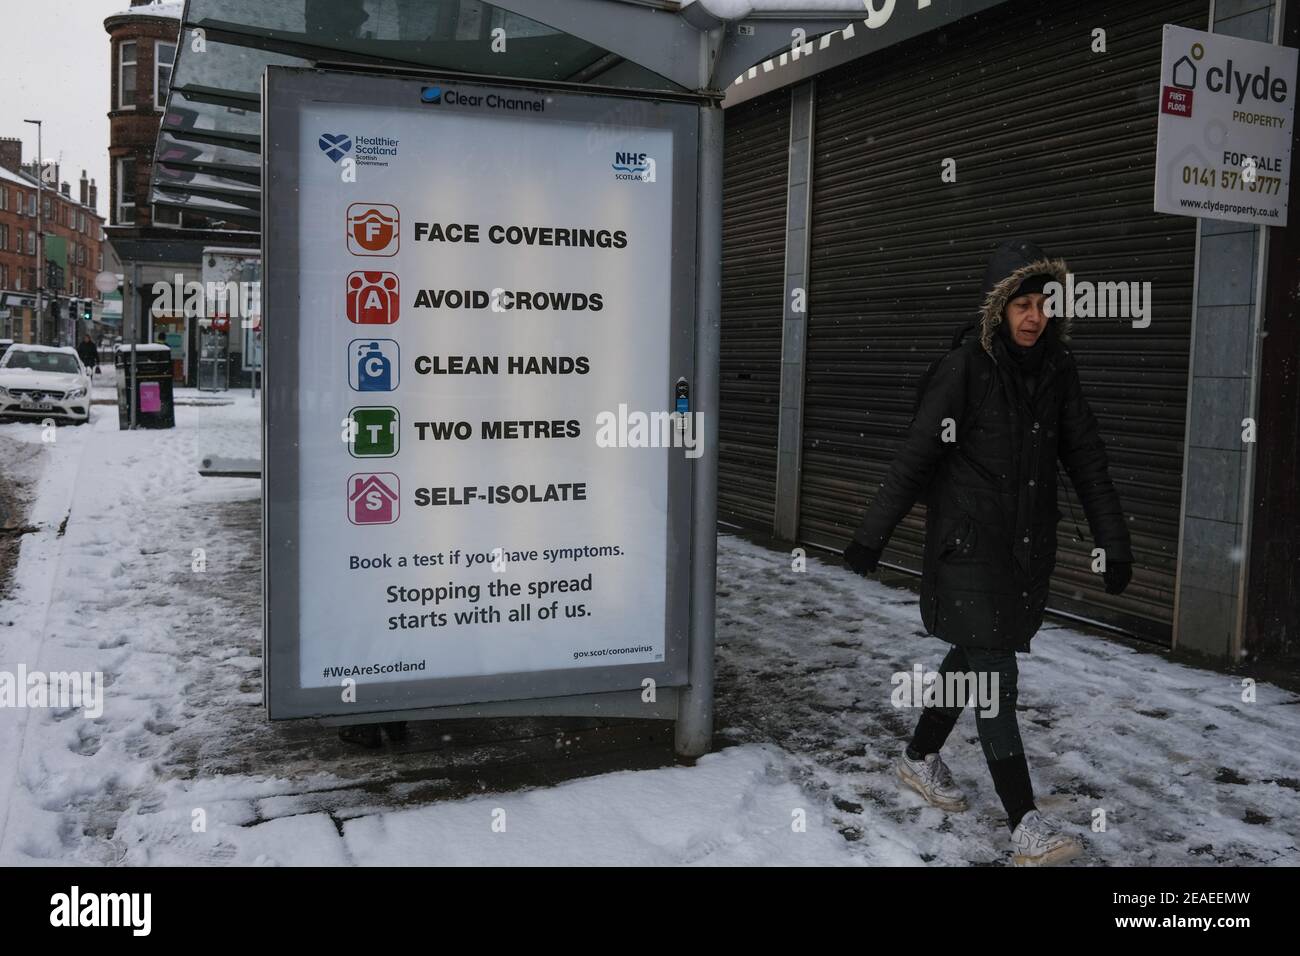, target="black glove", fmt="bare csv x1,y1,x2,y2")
1103,560,1132,595
844,540,881,576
